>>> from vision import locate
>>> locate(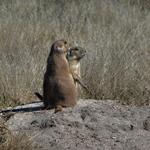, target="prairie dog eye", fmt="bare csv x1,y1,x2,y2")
64,41,67,44
74,48,78,51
